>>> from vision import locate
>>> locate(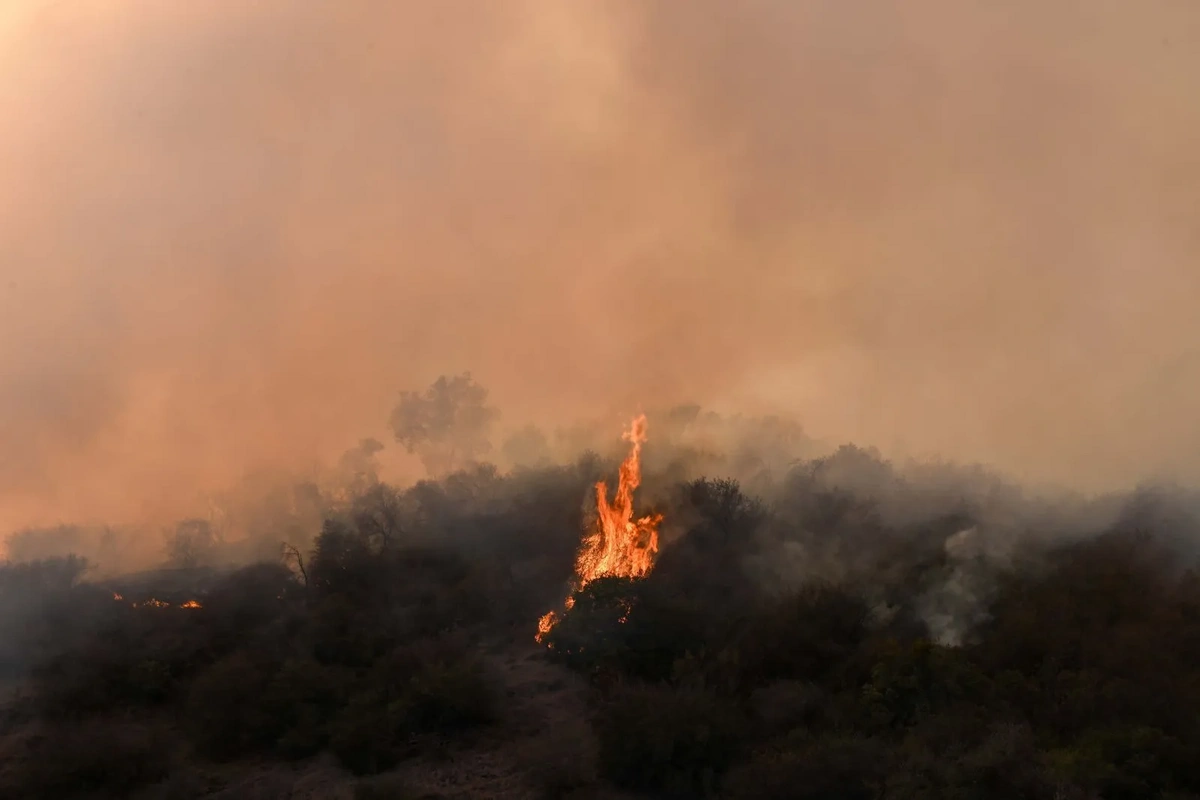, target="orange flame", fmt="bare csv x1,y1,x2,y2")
537,414,662,643
122,597,203,609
